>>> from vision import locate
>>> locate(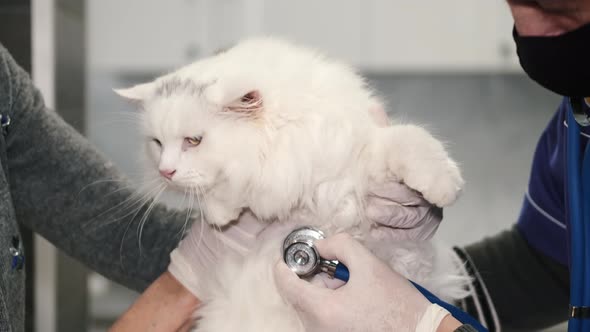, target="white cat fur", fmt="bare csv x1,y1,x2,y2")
116,37,468,331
